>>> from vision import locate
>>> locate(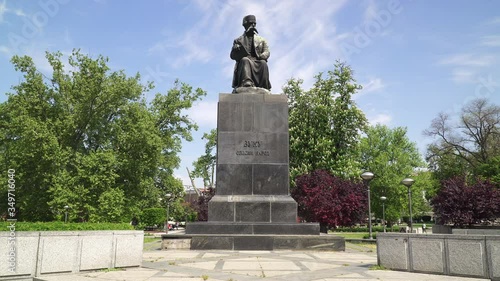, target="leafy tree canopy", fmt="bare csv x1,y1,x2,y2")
191,129,217,188
292,169,367,232
285,61,368,183
425,98,500,183
431,177,500,227
359,124,430,223
0,50,205,222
